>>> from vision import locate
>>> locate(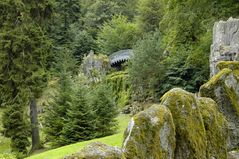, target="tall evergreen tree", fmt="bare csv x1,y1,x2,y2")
89,83,118,137
136,0,165,33
129,31,165,100
0,0,52,153
44,73,75,147
50,0,82,46
44,49,77,147
59,86,96,145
